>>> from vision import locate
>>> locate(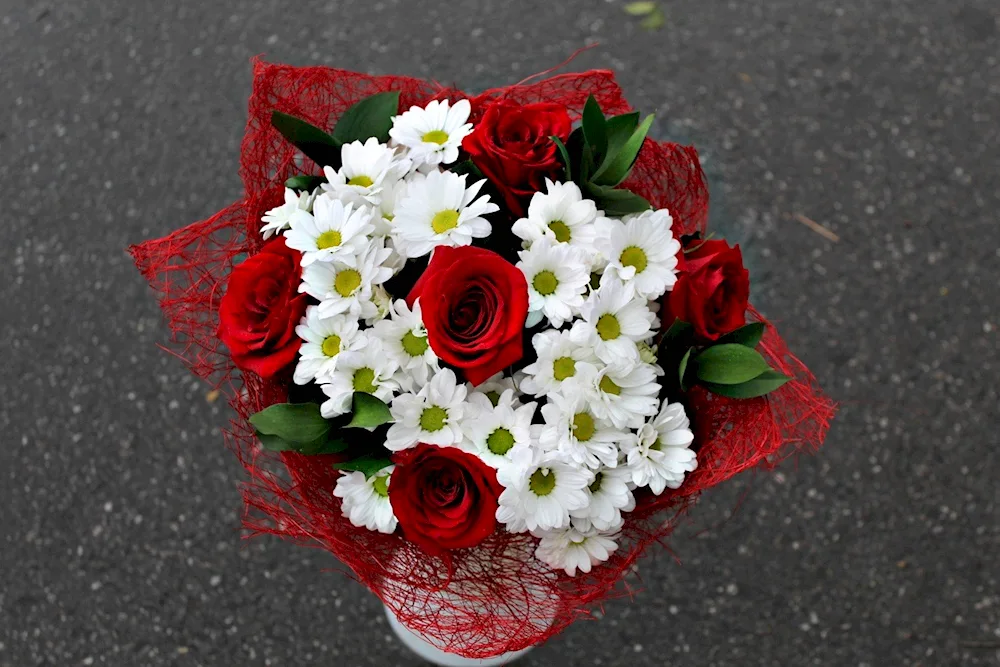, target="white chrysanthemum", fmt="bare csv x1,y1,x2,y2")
570,467,635,533
393,171,498,258
595,209,682,299
511,179,598,257
300,240,394,320
322,137,407,206
461,389,537,473
372,299,439,392
333,466,397,534
261,187,316,239
320,339,400,418
386,368,467,451
389,99,473,166
622,399,697,495
520,329,600,398
570,278,656,366
533,526,618,577
372,176,410,235
496,451,591,533
588,361,661,429
366,284,394,326
517,239,590,328
293,306,366,385
283,197,375,267
538,391,623,470
469,372,521,408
